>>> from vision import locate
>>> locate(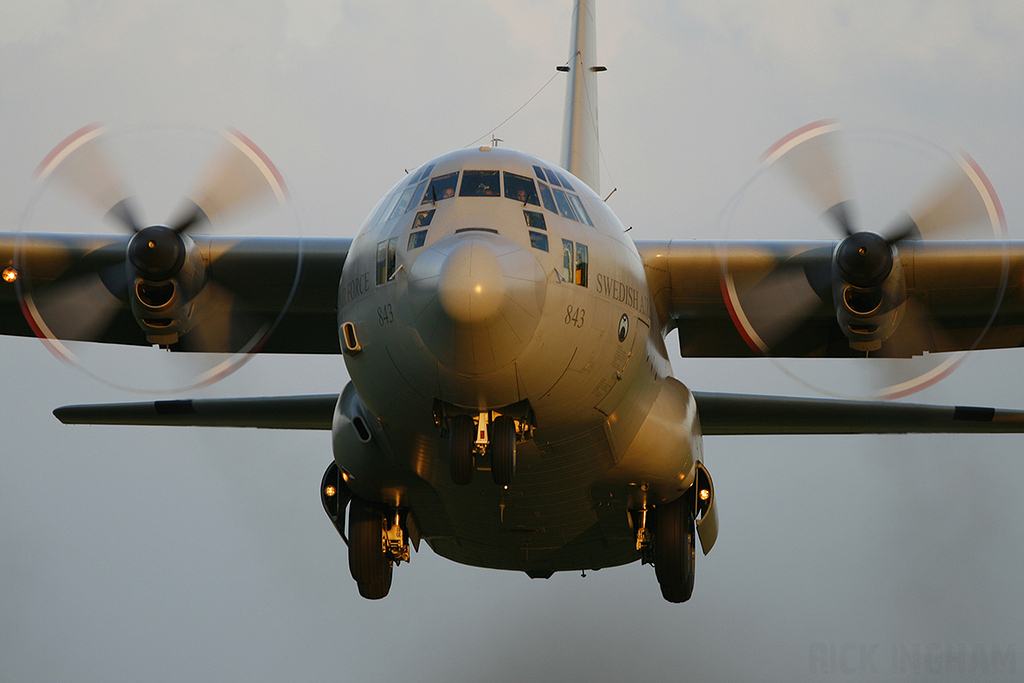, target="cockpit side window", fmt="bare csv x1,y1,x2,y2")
504,172,540,206
529,231,549,252
412,209,435,229
559,240,588,285
376,237,399,285
408,231,427,250
523,210,546,230
561,239,574,282
421,172,459,204
575,243,588,286
459,170,501,197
